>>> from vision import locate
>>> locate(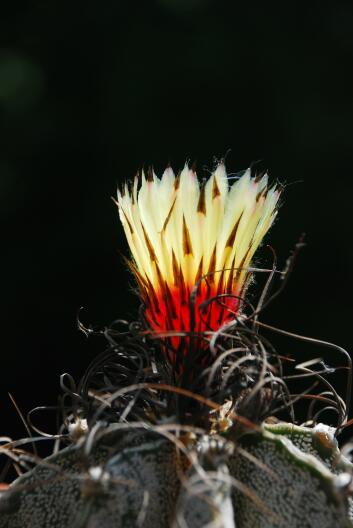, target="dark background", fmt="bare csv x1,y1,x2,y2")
1,0,352,440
